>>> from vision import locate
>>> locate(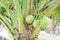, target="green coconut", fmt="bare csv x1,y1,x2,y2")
26,15,34,24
